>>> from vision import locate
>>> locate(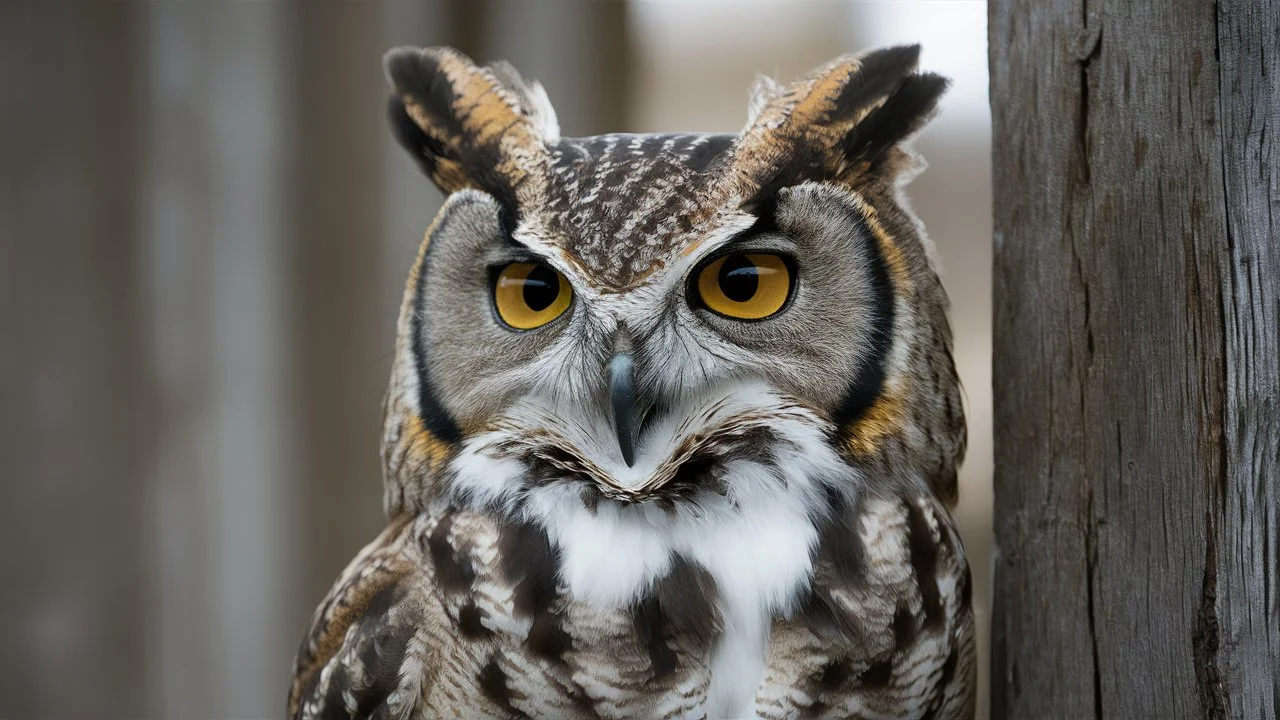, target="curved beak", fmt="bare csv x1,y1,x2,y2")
610,353,639,467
